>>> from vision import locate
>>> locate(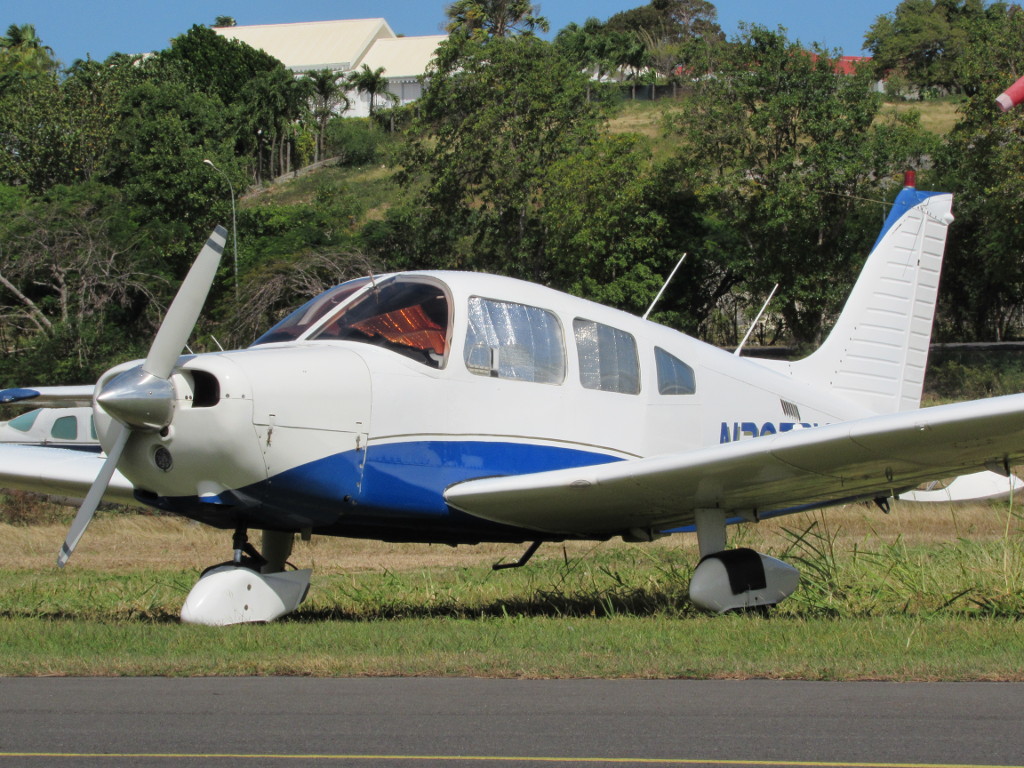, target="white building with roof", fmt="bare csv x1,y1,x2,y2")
213,19,446,118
